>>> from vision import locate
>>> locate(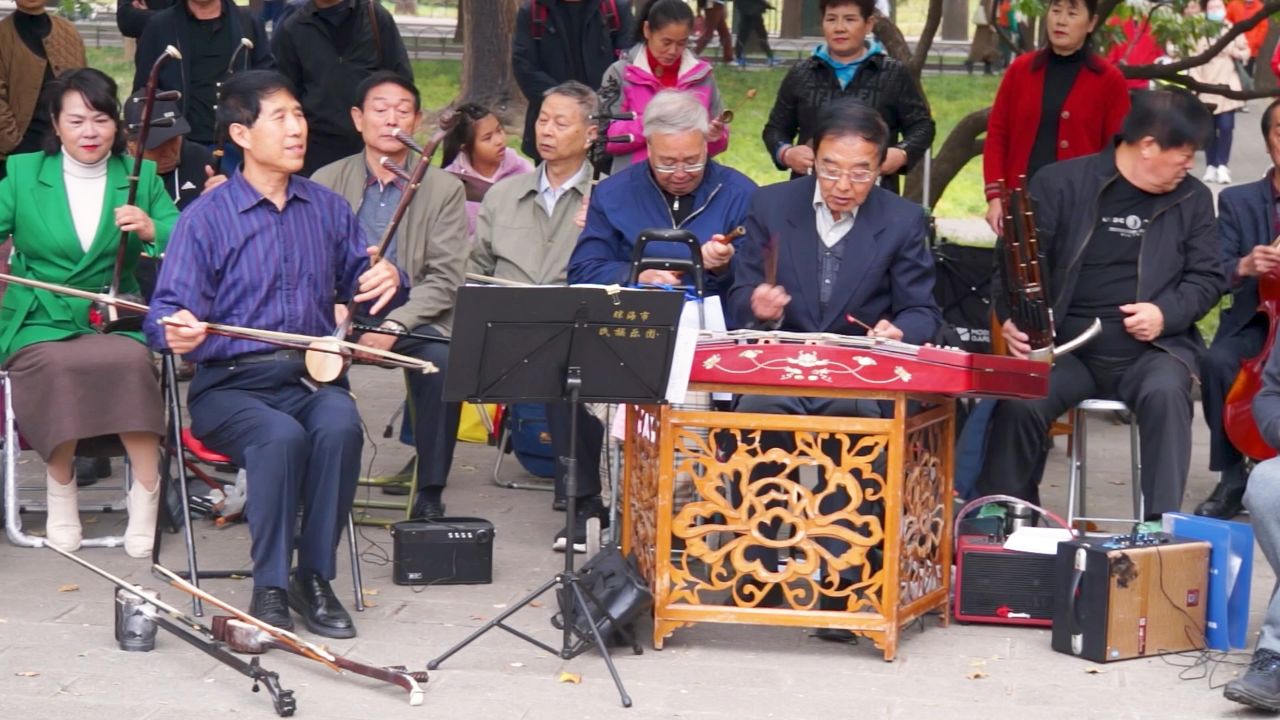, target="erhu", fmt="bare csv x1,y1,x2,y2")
303,119,455,383
998,178,1100,362
102,44,182,333
211,37,255,175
